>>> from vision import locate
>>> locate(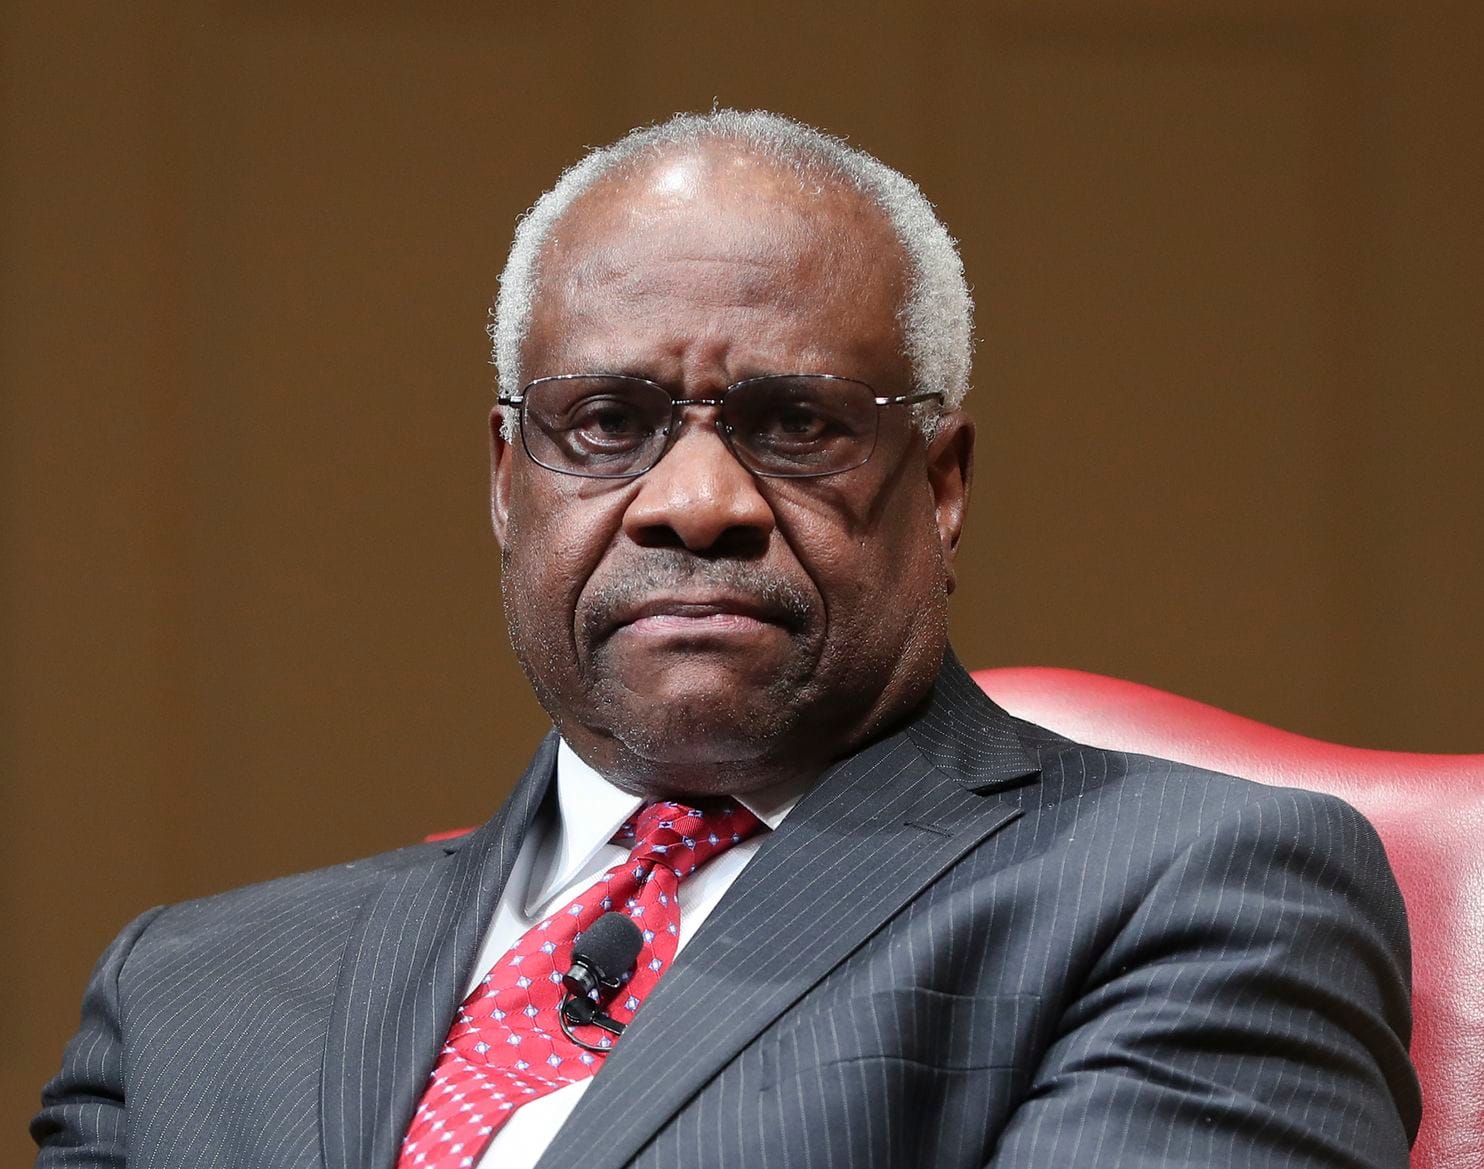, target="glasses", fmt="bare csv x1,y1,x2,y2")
499,373,942,480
